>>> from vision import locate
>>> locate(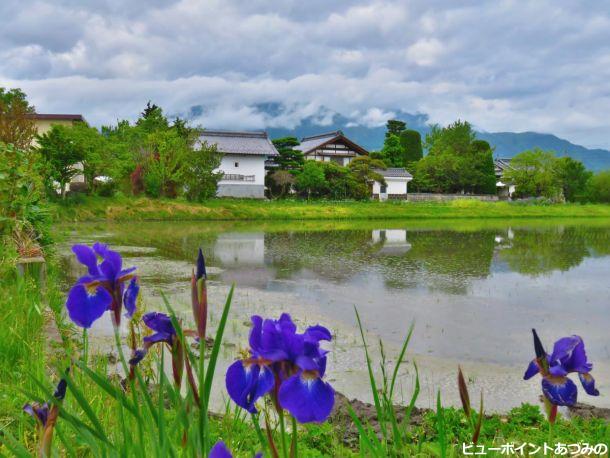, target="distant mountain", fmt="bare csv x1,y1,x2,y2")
266,113,610,172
